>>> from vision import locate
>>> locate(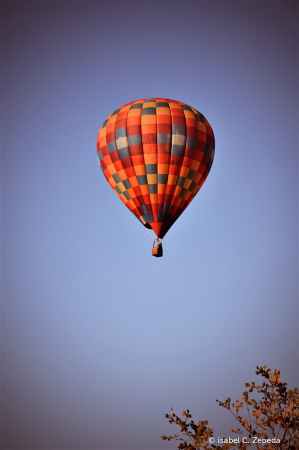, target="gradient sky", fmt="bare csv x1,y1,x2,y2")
1,1,298,449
